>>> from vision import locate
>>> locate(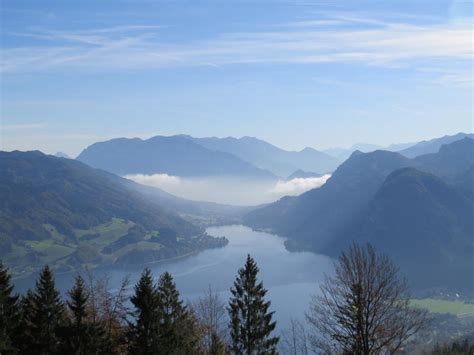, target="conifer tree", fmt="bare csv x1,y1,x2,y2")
0,261,20,353
64,275,107,355
130,268,160,354
68,276,88,326
156,271,199,354
228,255,279,355
23,265,66,354
18,289,35,353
